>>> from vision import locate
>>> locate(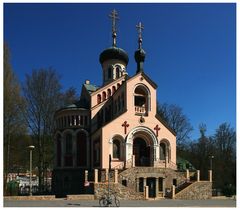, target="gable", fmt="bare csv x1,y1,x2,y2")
127,72,158,89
